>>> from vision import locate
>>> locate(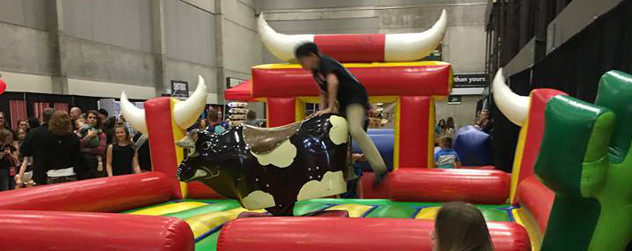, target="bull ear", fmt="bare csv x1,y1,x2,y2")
176,132,197,148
